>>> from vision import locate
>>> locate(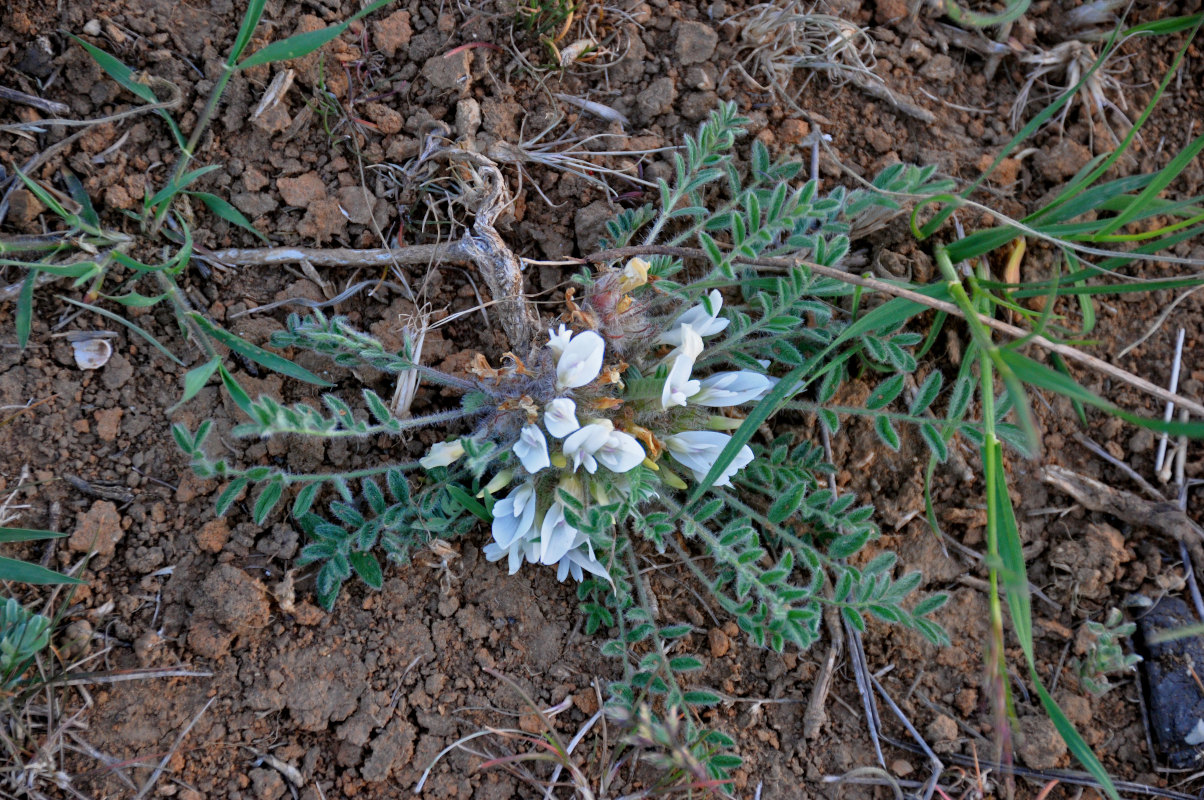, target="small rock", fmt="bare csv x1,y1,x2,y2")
249,767,287,800
422,50,471,91
202,564,271,634
297,197,348,244
875,0,910,24
636,77,677,121
277,172,326,208
1016,715,1067,770
58,619,93,661
83,19,102,36
455,97,482,140
68,501,123,557
708,627,731,658
7,188,45,229
101,353,134,390
94,407,123,442
675,21,718,65
918,54,956,83
363,102,402,134
574,690,600,715
890,759,914,776
519,712,543,734
373,9,413,58
195,519,231,553
336,186,378,226
1035,139,1092,181
1129,428,1155,454
251,103,291,135
243,166,269,192
573,200,613,251
927,713,959,752
232,191,279,219
133,630,162,666
779,118,810,145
